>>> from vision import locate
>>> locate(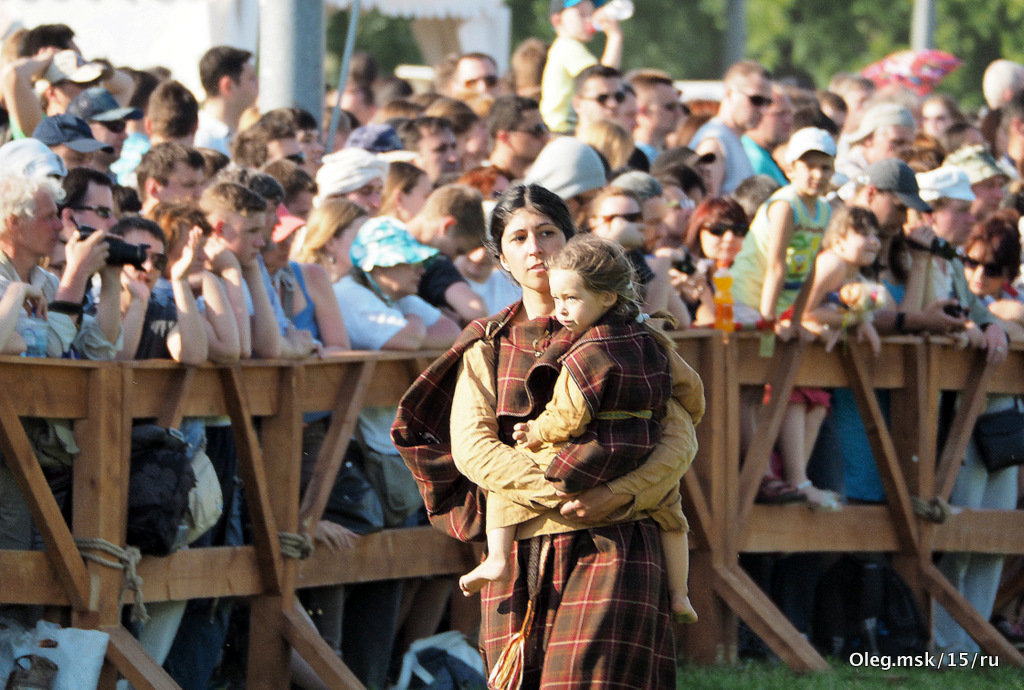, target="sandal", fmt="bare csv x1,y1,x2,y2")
756,476,806,504
5,654,58,690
